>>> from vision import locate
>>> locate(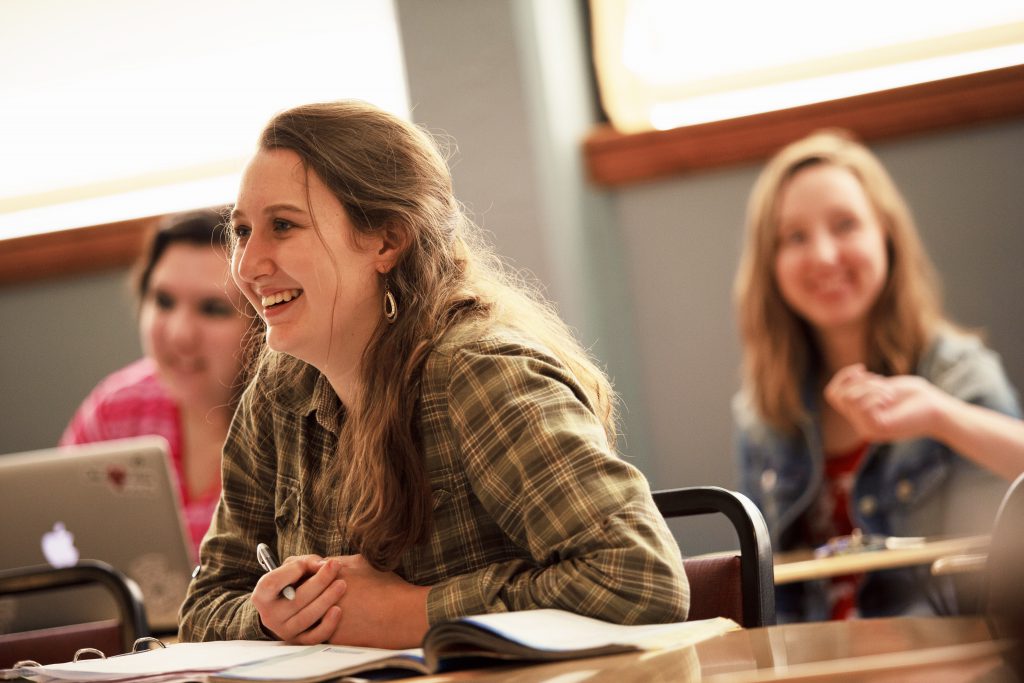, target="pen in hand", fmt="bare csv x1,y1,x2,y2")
256,542,296,600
